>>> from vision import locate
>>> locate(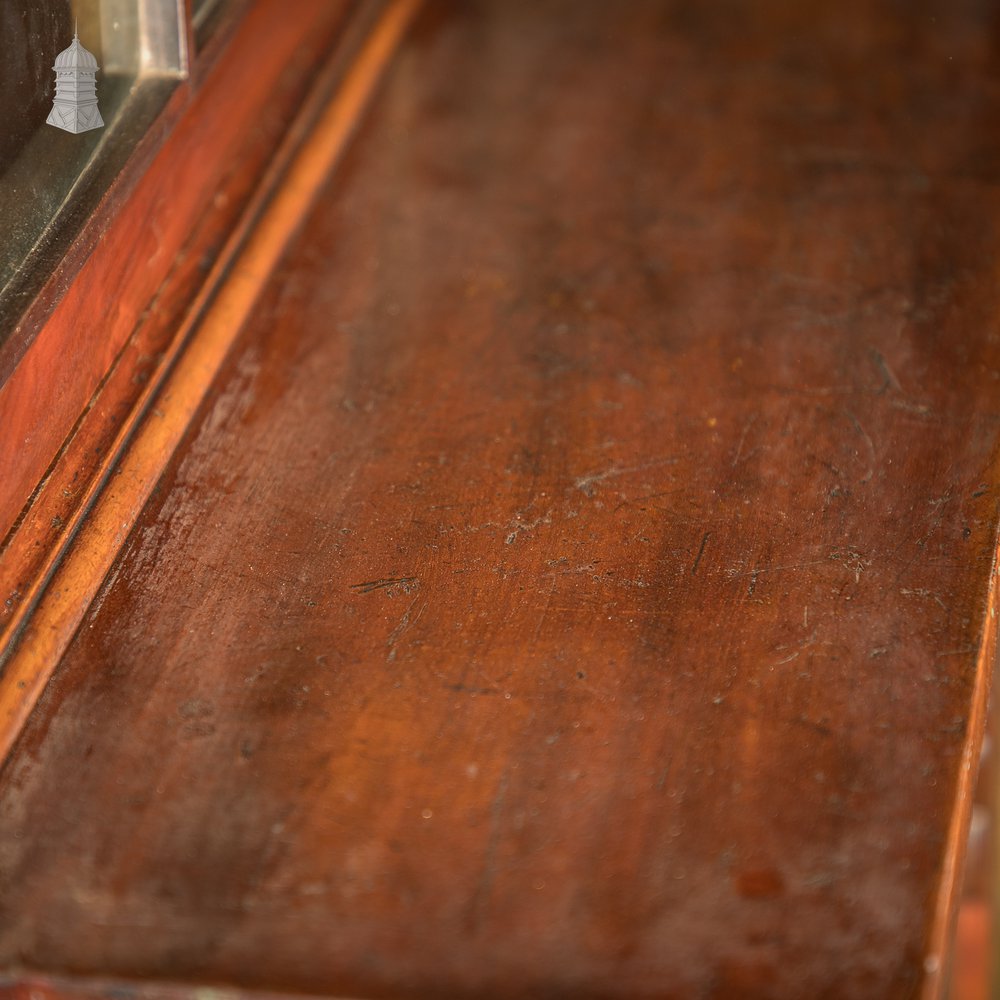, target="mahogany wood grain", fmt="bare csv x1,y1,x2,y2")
3,0,1000,997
